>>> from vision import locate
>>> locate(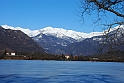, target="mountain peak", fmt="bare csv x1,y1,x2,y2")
40,26,103,41
41,26,67,33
